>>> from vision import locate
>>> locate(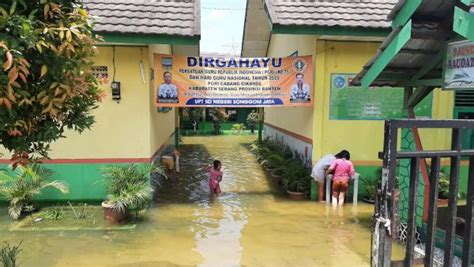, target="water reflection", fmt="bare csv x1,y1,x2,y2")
0,135,403,266
176,137,251,267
